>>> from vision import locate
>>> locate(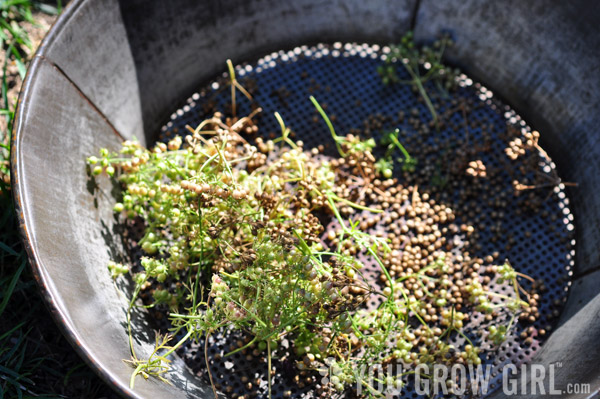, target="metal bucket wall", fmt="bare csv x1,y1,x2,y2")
12,0,600,398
